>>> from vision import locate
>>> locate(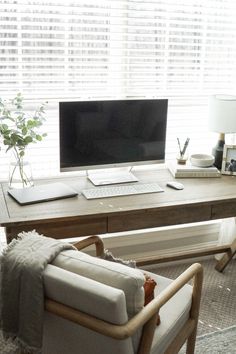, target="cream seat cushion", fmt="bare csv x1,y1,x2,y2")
147,271,193,354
